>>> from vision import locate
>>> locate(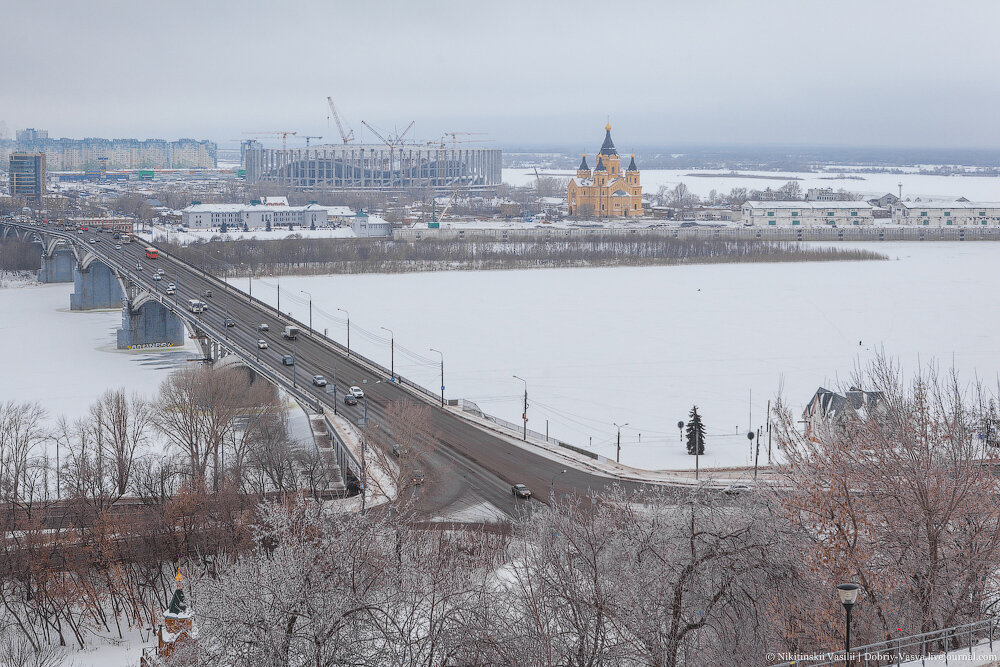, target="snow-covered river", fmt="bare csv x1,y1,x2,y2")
3,242,999,470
